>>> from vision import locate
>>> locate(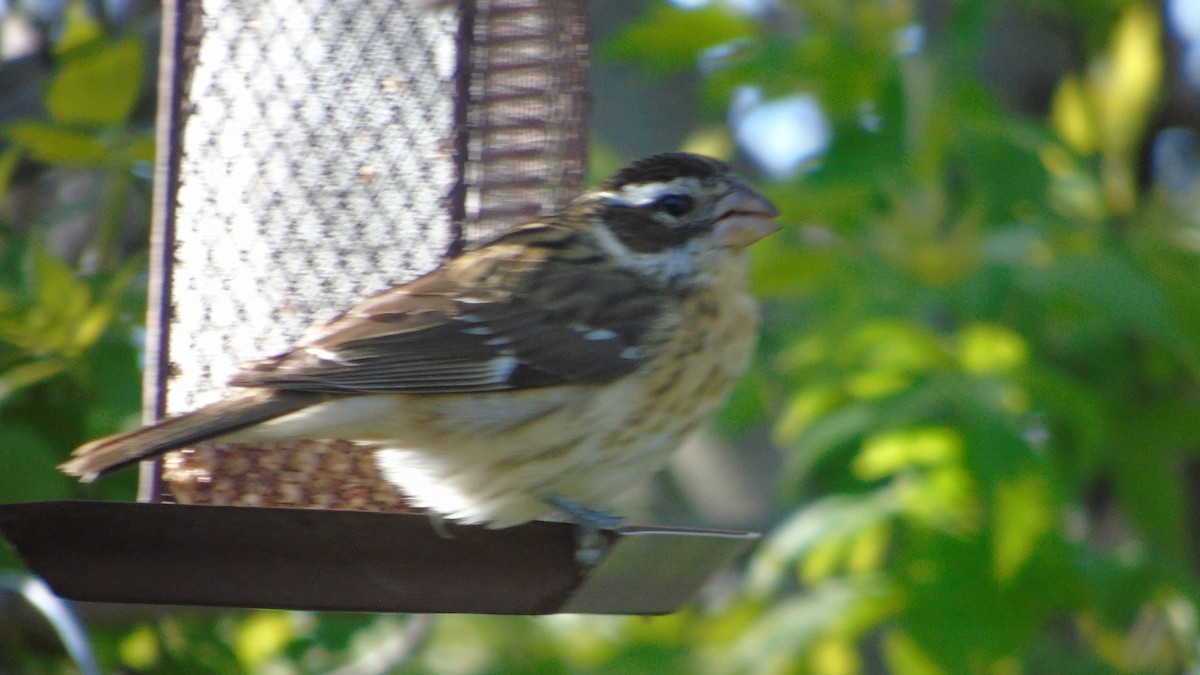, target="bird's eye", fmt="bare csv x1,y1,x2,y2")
649,193,694,218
